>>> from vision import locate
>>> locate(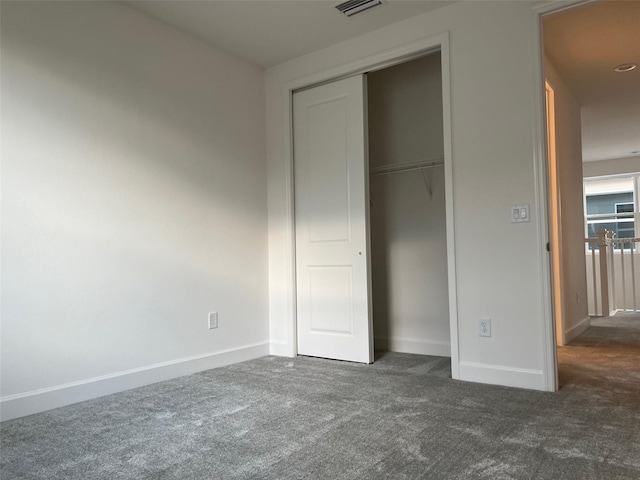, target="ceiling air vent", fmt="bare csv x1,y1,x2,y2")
335,0,383,17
